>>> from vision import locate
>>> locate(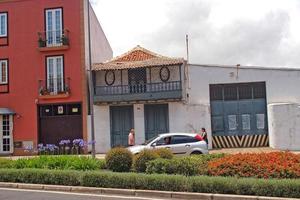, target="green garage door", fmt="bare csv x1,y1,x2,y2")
110,106,134,147
210,82,269,148
144,104,169,140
